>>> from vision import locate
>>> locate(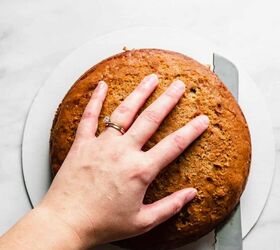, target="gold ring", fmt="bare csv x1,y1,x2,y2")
103,116,126,135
